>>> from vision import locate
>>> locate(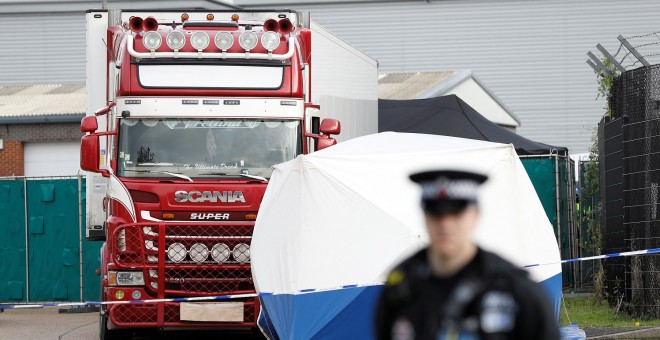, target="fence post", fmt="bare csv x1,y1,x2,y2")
78,175,84,302
23,177,29,303
567,157,577,290
554,153,561,247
